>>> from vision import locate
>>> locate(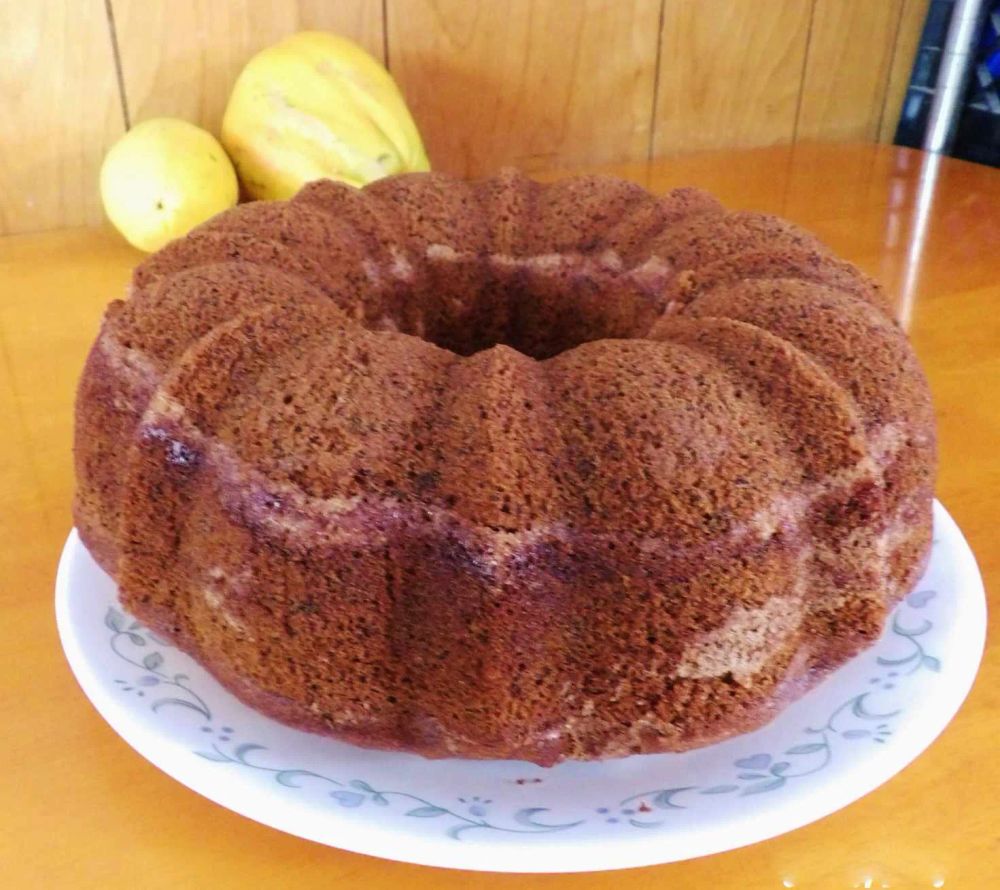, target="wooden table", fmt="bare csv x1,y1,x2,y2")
1,143,996,887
